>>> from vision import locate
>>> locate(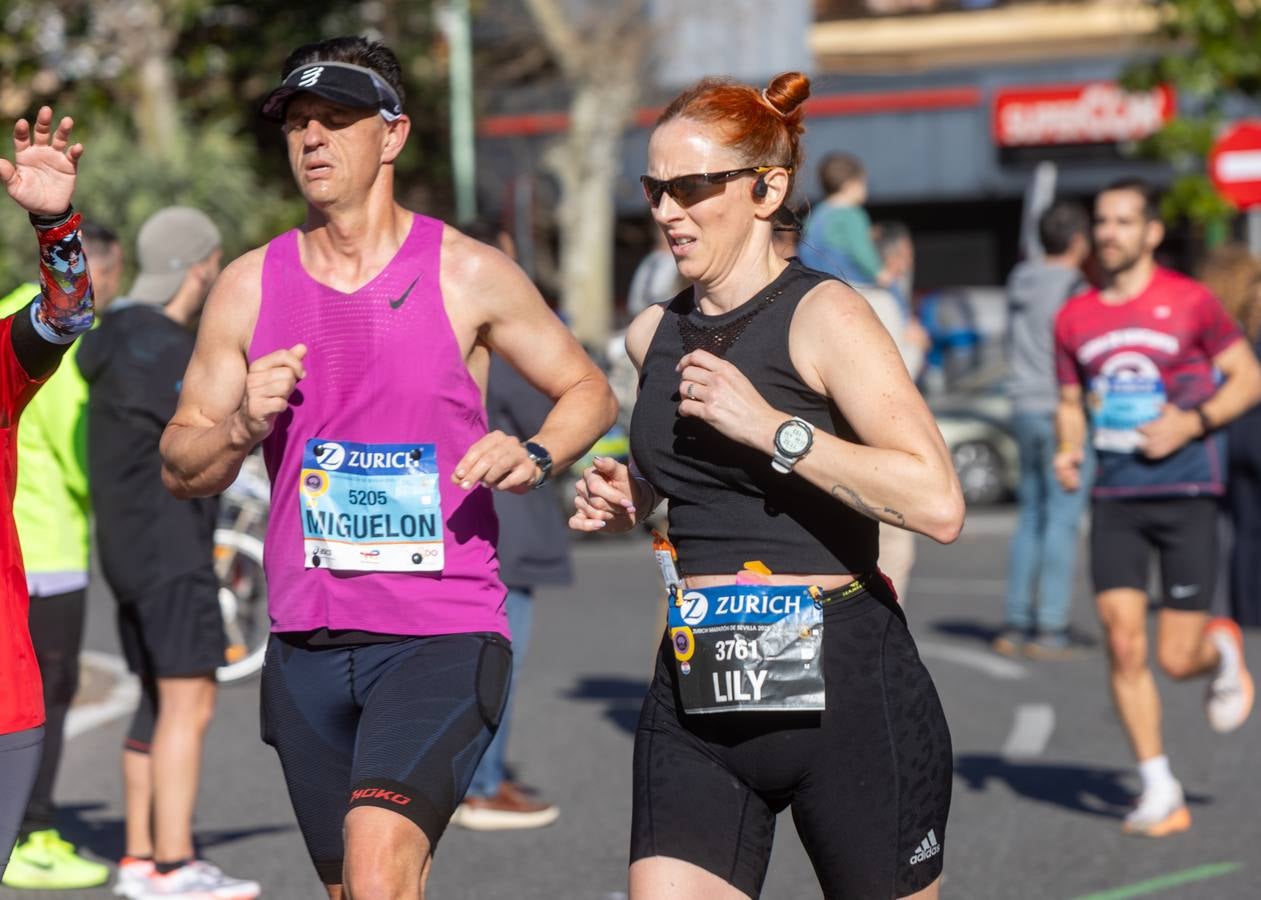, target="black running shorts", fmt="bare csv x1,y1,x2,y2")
260,631,511,884
1090,497,1218,610
116,567,226,679
631,580,952,899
